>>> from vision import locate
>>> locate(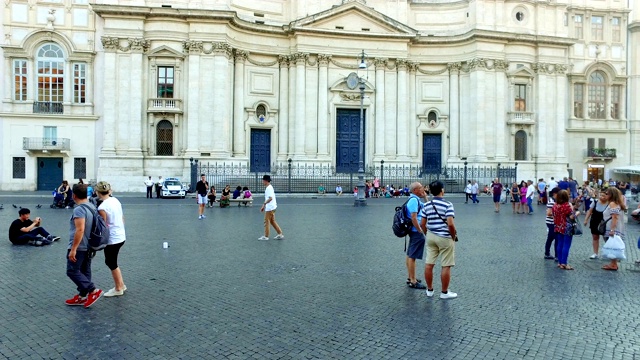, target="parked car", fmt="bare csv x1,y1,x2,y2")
160,177,186,199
